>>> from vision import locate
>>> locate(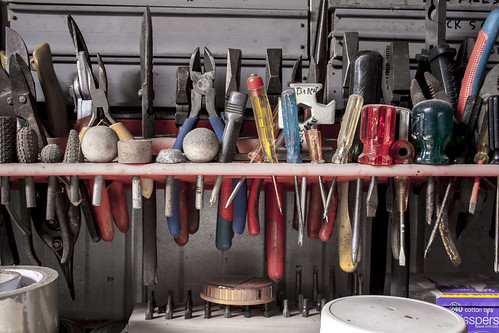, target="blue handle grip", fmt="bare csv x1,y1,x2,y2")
173,117,199,150
232,178,247,235
216,199,234,251
281,89,302,164
166,179,181,237
168,117,198,237
209,117,226,142
472,9,499,96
